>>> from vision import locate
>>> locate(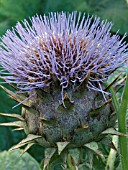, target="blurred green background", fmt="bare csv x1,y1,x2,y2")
0,0,128,36
0,0,128,166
